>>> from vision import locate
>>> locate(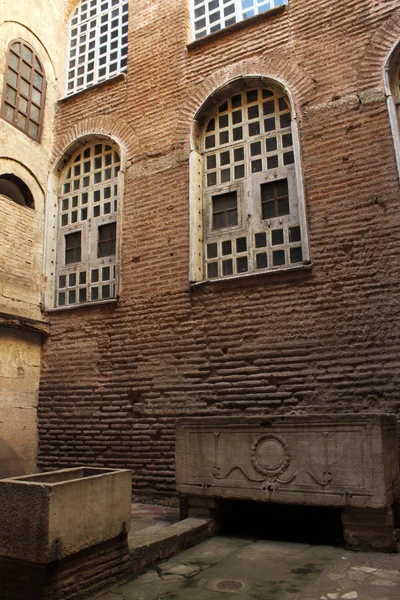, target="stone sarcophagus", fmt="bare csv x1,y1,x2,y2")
176,414,400,551
0,467,132,600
